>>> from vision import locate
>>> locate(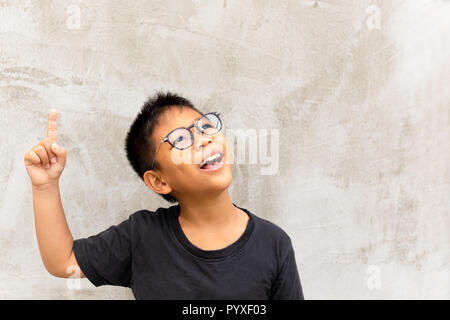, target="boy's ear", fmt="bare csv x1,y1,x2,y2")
143,170,173,196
